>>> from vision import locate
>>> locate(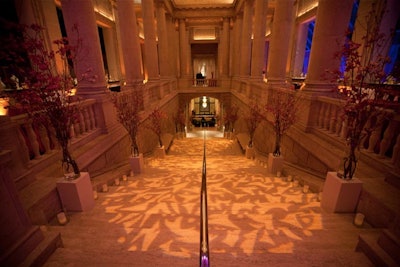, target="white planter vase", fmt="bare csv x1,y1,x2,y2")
267,153,284,175
321,172,363,213
129,153,144,174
